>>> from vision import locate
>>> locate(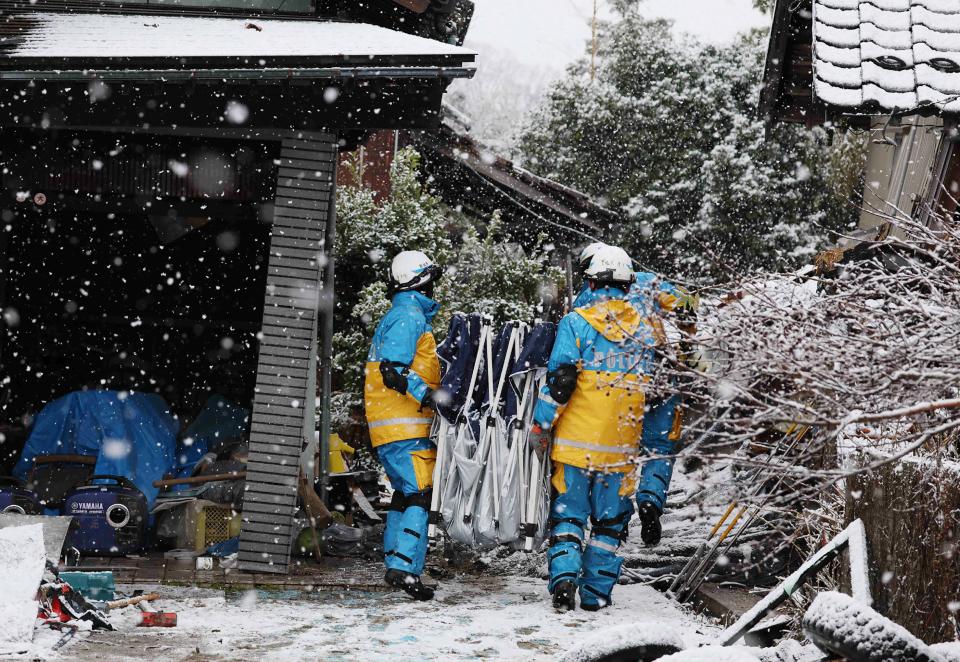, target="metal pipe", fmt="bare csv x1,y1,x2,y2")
317,143,337,501
667,502,737,596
